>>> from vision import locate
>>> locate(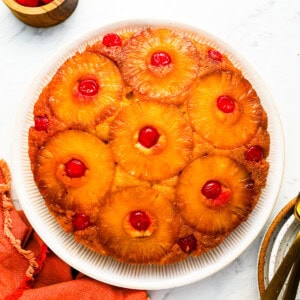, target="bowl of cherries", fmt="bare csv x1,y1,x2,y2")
2,0,78,27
